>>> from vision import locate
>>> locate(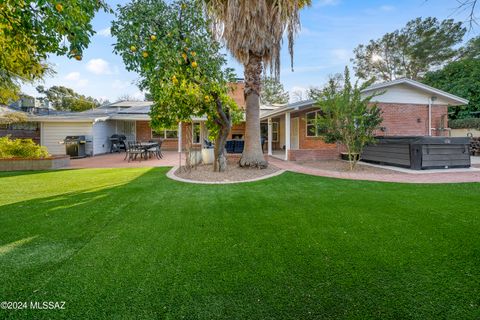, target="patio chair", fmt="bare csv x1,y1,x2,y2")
147,140,163,159
127,142,144,162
